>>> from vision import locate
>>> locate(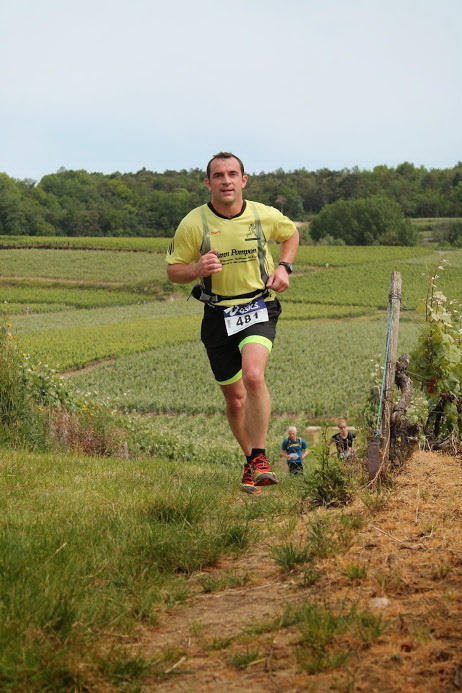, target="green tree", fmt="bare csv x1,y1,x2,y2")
434,219,462,247
450,181,462,216
0,174,28,234
310,195,417,246
1,162,462,239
